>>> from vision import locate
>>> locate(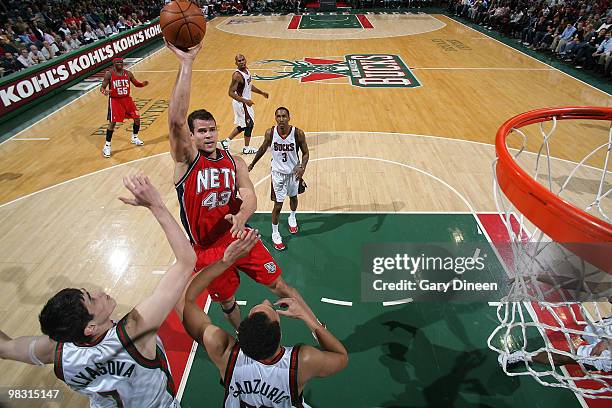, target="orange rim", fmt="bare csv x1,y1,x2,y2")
495,106,612,272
